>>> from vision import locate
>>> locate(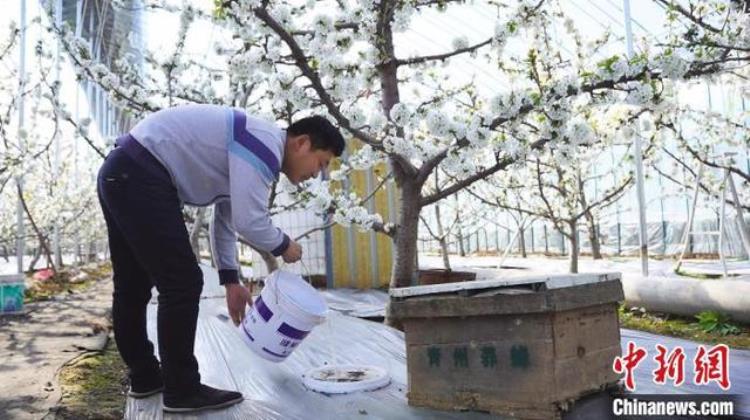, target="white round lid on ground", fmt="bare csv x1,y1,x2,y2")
302,365,391,394
273,271,327,316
